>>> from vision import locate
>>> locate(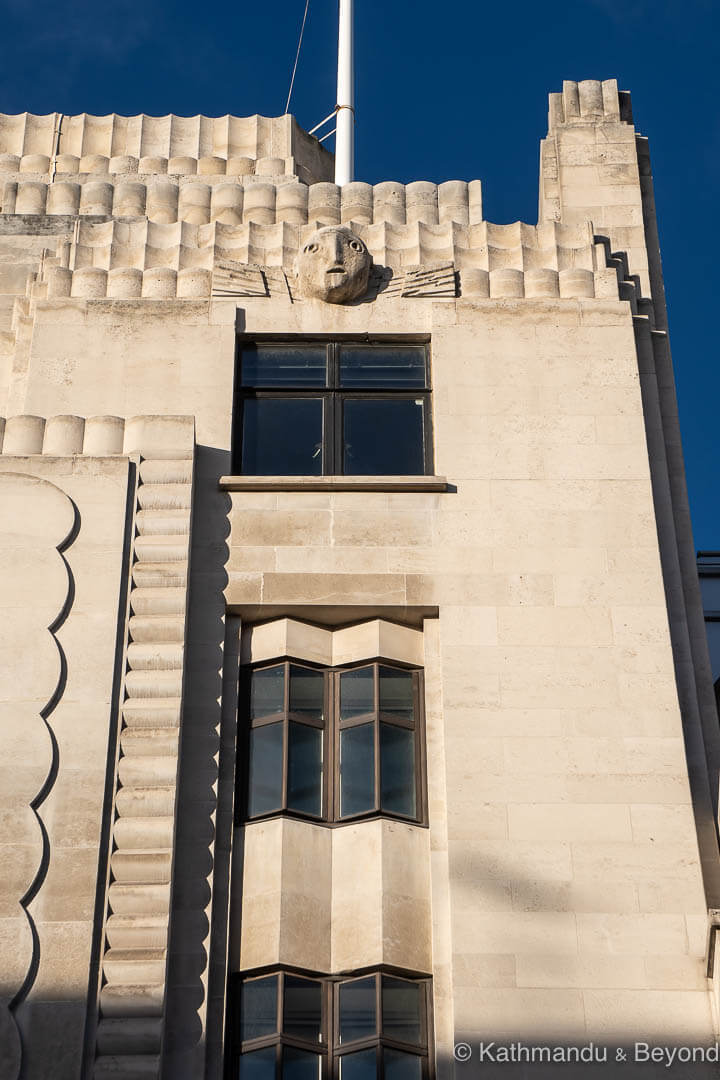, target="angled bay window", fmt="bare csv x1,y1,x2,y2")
241,661,425,825
233,342,431,475
230,970,431,1080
